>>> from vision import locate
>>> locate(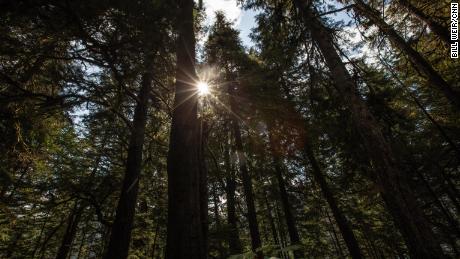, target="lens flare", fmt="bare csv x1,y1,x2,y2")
197,81,210,96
